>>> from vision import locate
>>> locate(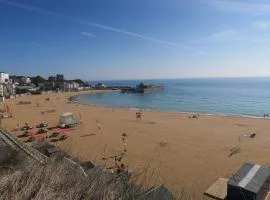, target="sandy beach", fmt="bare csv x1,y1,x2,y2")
2,91,270,199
